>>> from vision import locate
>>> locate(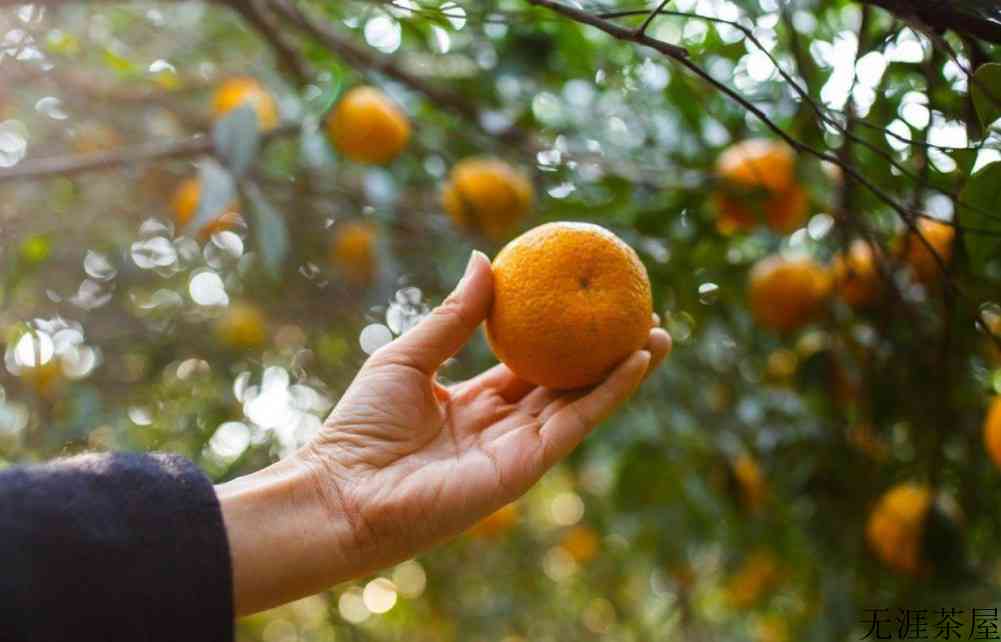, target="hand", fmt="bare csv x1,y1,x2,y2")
217,251,671,615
